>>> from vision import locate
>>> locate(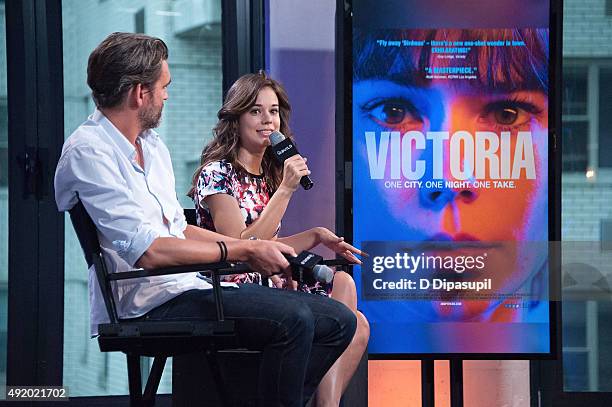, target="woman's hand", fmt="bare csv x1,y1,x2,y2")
315,227,364,264
269,274,298,290
279,155,310,192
